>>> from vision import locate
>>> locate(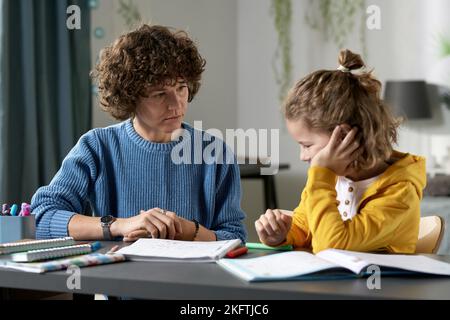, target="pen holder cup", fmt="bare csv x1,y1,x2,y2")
0,215,36,243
